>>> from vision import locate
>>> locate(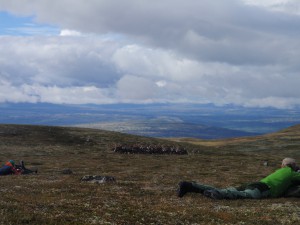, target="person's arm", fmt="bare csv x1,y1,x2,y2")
292,170,300,181
11,166,21,175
